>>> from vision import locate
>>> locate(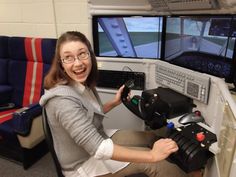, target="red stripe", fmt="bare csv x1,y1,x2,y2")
23,38,34,106
0,115,13,124
0,109,17,124
25,38,33,62
0,109,17,115
23,62,34,106
32,38,43,103
23,38,44,106
35,38,43,62
32,63,43,103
